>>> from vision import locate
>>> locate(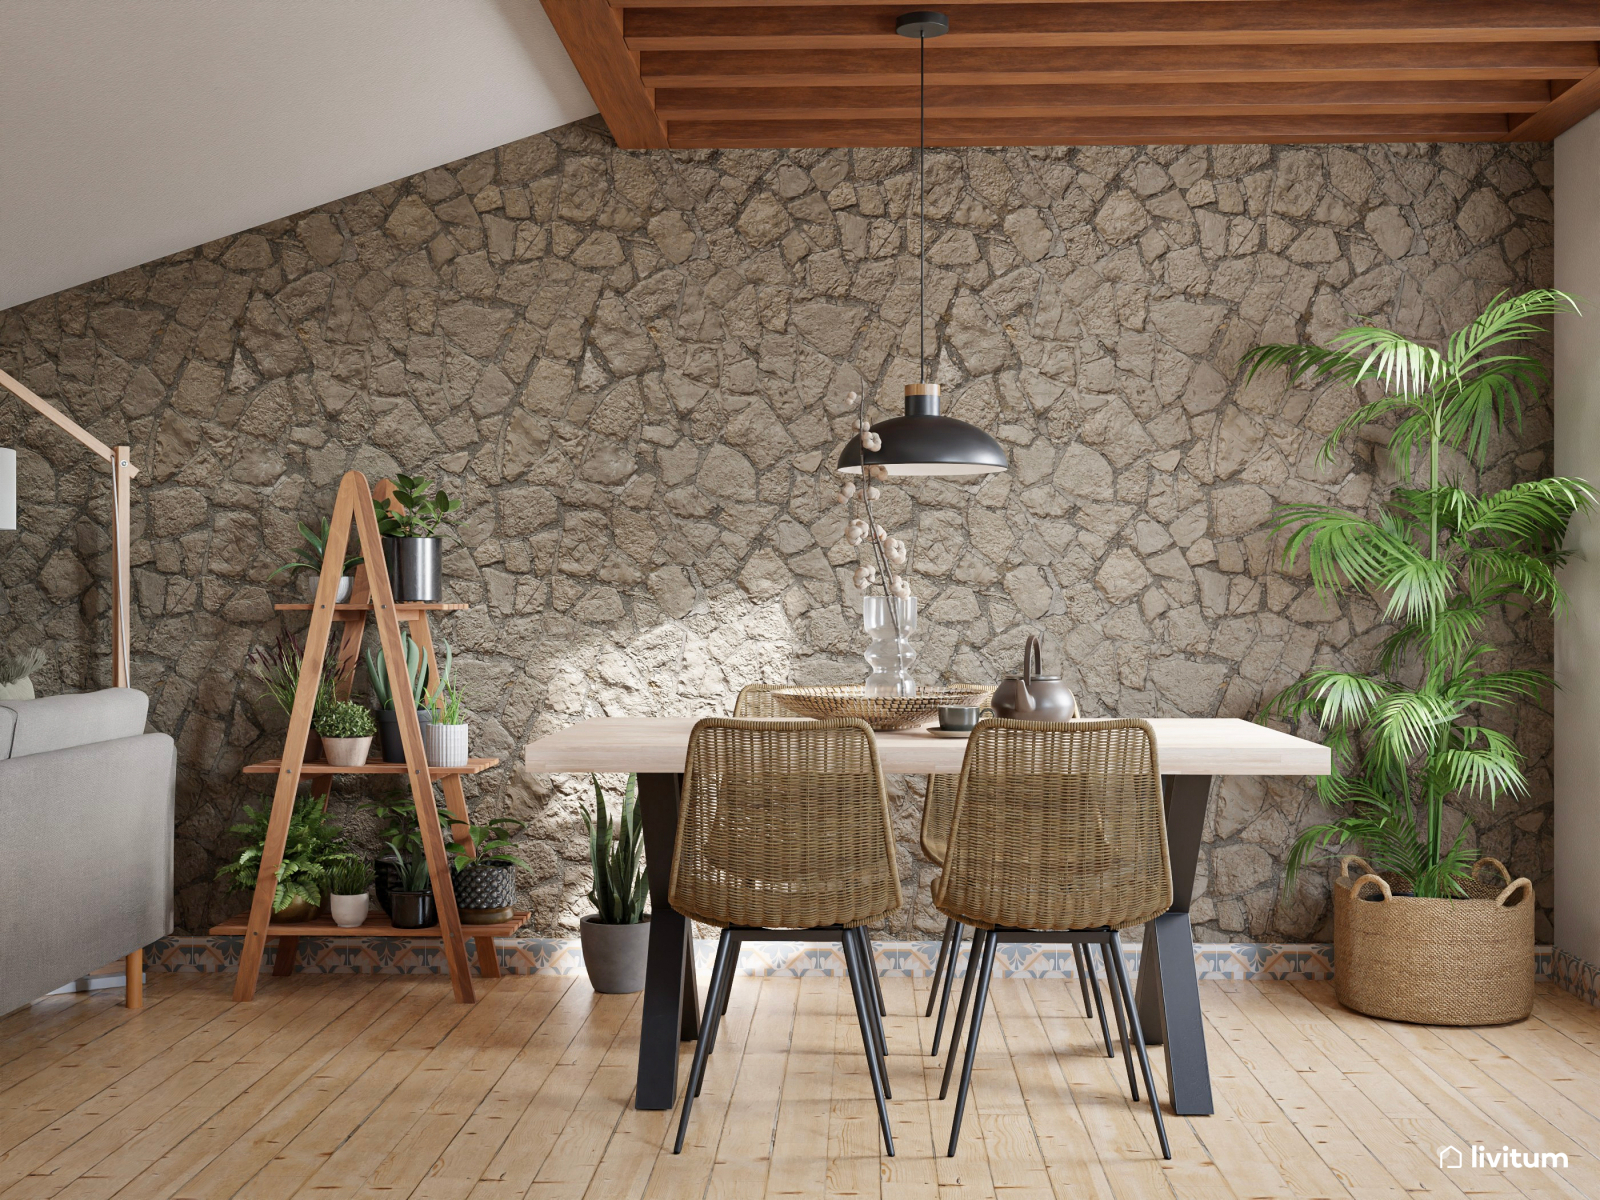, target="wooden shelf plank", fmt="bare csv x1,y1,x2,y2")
273,602,469,612
242,757,501,777
209,910,530,938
